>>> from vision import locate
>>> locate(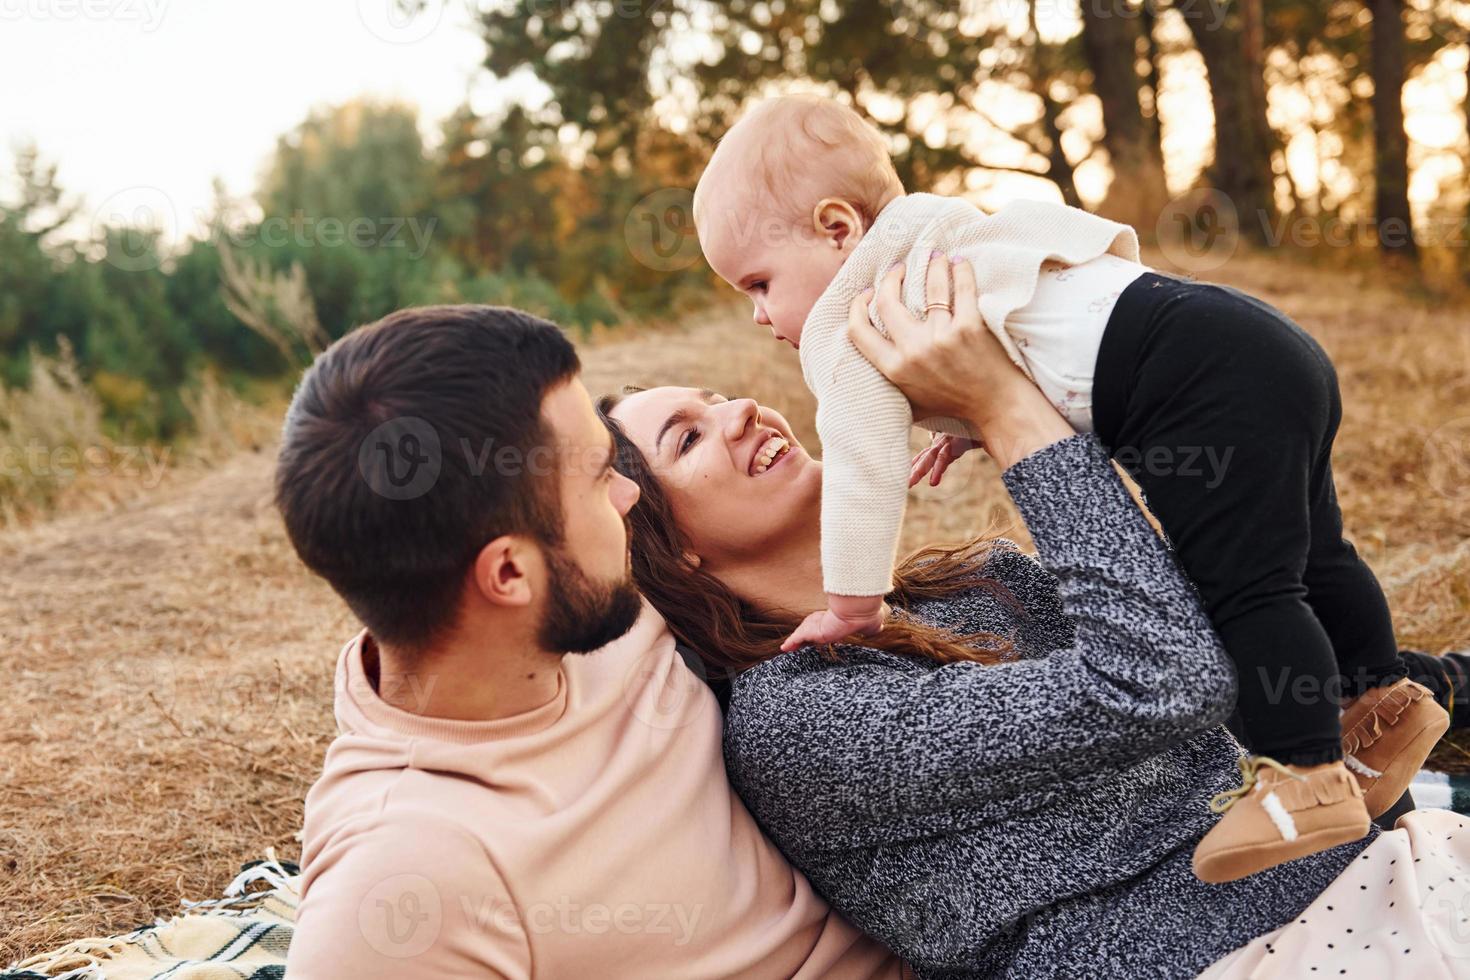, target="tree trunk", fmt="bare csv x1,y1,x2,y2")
1080,0,1170,230
1184,0,1278,244
1139,1,1166,154
1039,90,1083,208
1028,2,1081,208
1370,0,1419,260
